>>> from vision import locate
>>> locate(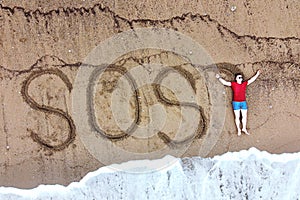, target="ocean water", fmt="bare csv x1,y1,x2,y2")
1,148,300,200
